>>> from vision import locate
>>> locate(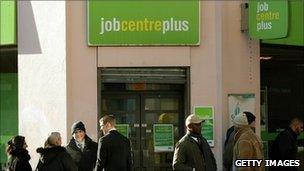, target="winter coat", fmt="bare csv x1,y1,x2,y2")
36,146,77,171
172,134,217,171
66,135,98,171
6,148,32,171
223,127,235,171
269,127,299,171
233,126,264,171
95,130,133,171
